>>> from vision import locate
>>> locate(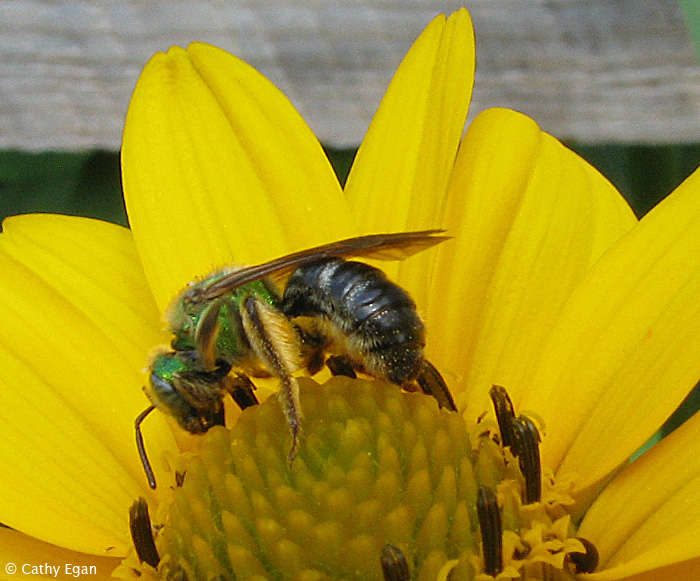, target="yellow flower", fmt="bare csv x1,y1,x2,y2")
1,7,700,580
